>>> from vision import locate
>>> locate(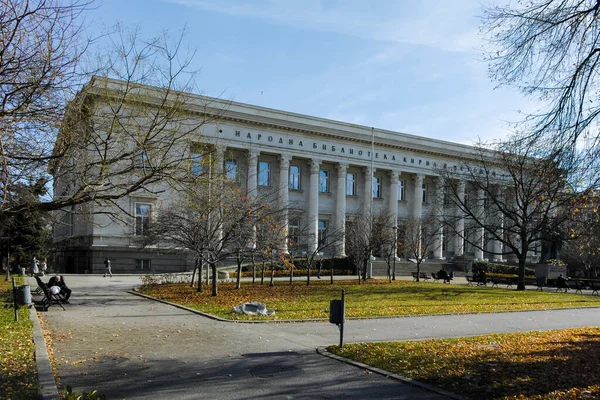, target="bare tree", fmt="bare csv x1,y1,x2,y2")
345,212,393,283
482,0,600,188
562,191,600,278
396,211,441,282
437,138,575,290
0,1,225,222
